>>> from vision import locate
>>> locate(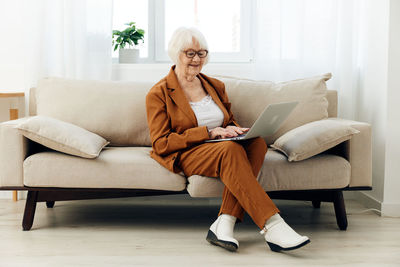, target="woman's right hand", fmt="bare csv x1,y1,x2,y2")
208,126,249,139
